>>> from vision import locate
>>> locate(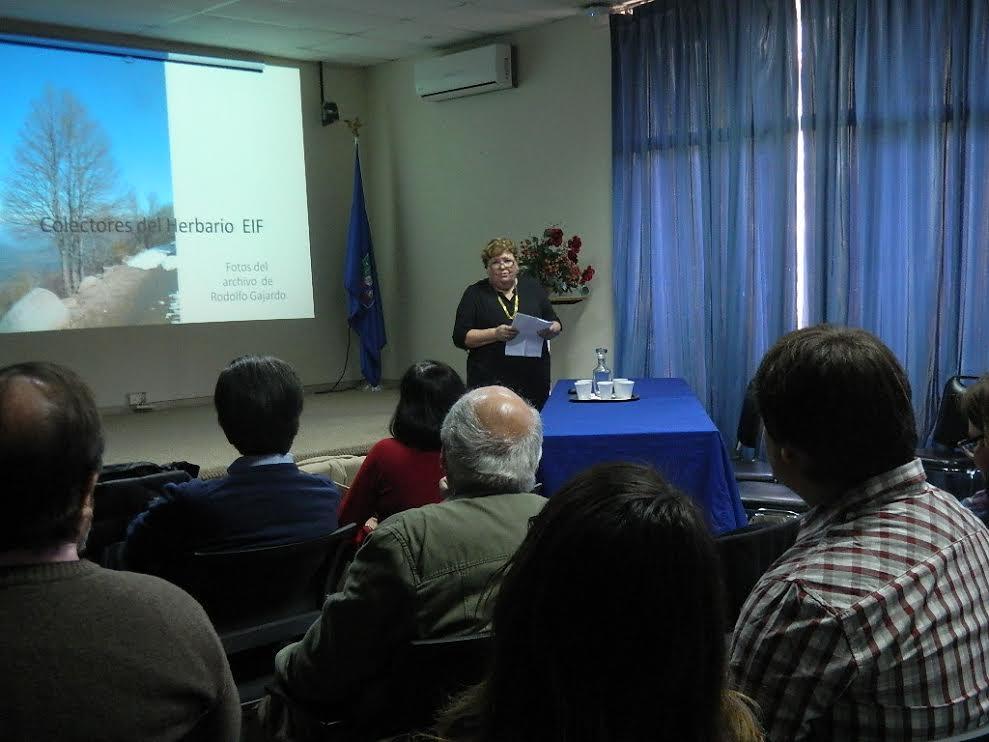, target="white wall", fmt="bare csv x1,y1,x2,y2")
0,52,370,408
365,15,614,385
